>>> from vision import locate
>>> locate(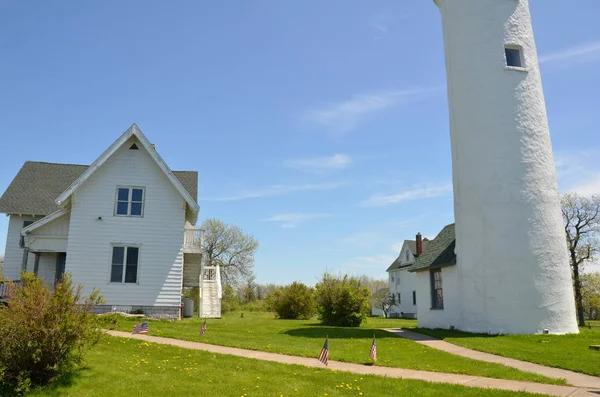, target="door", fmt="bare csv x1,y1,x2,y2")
55,253,66,285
